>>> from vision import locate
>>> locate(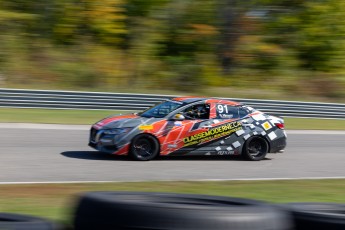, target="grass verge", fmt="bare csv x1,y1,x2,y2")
0,108,344,130
0,179,344,224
